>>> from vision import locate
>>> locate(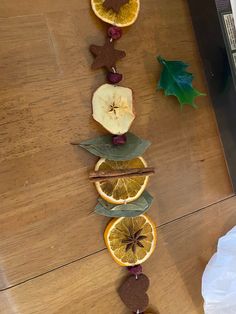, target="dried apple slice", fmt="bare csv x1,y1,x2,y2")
92,84,135,135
